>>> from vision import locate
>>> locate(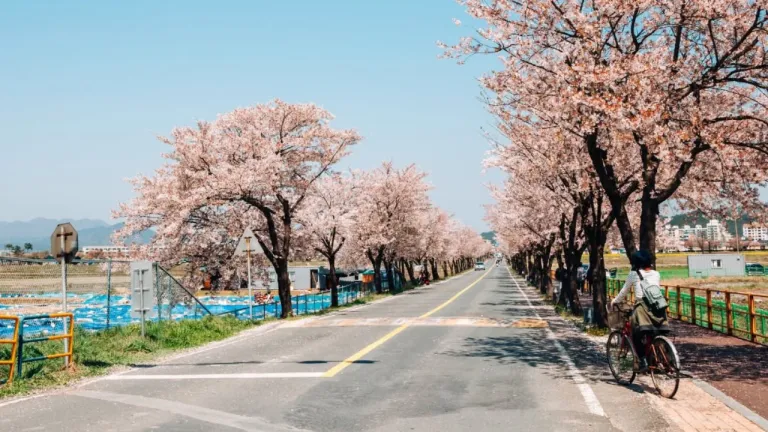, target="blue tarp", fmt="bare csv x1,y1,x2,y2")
0,290,356,337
